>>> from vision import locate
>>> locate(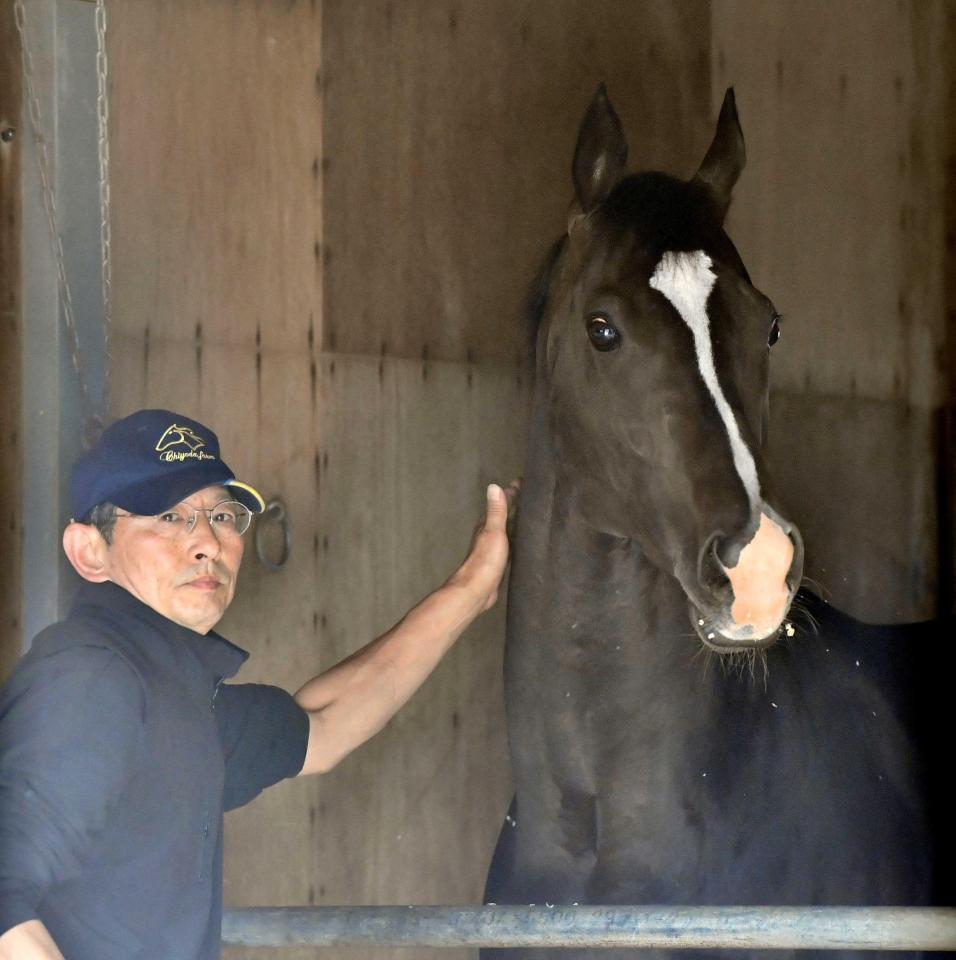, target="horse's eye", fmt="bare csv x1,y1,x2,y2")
586,315,621,352
768,313,782,347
